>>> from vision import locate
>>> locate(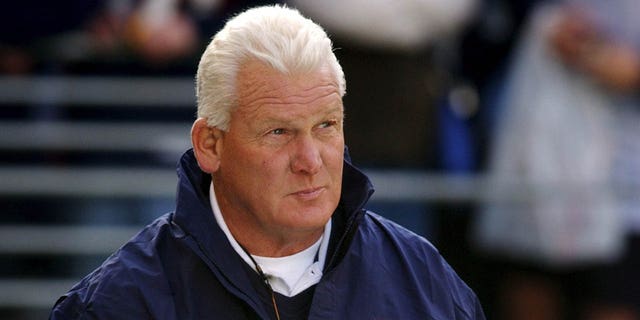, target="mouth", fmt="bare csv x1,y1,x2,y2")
291,187,325,200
